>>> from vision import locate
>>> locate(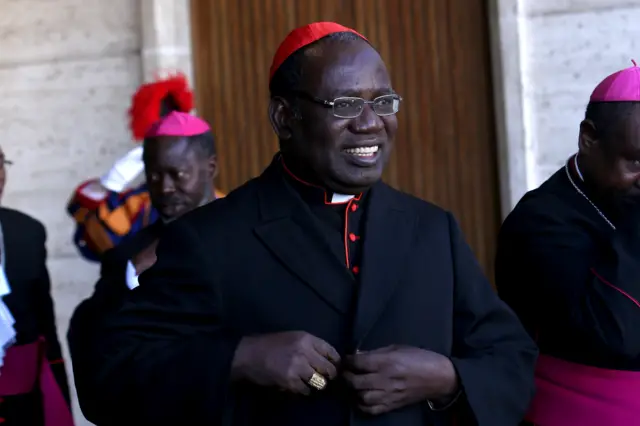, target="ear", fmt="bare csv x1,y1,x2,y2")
207,155,218,180
268,97,296,141
578,119,600,155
